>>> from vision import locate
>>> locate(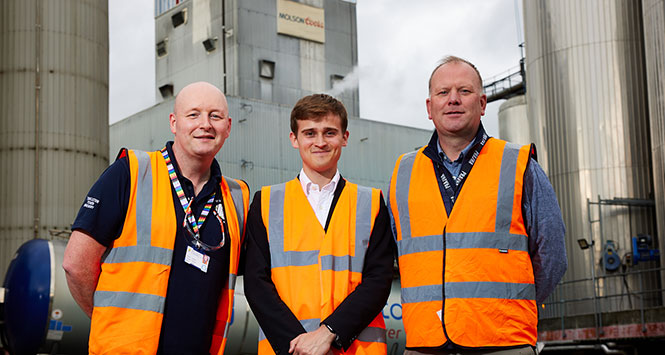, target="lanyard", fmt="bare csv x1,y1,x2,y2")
438,132,488,206
160,147,215,235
